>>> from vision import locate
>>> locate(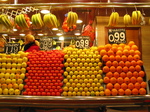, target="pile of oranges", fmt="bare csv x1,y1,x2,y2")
98,41,147,96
